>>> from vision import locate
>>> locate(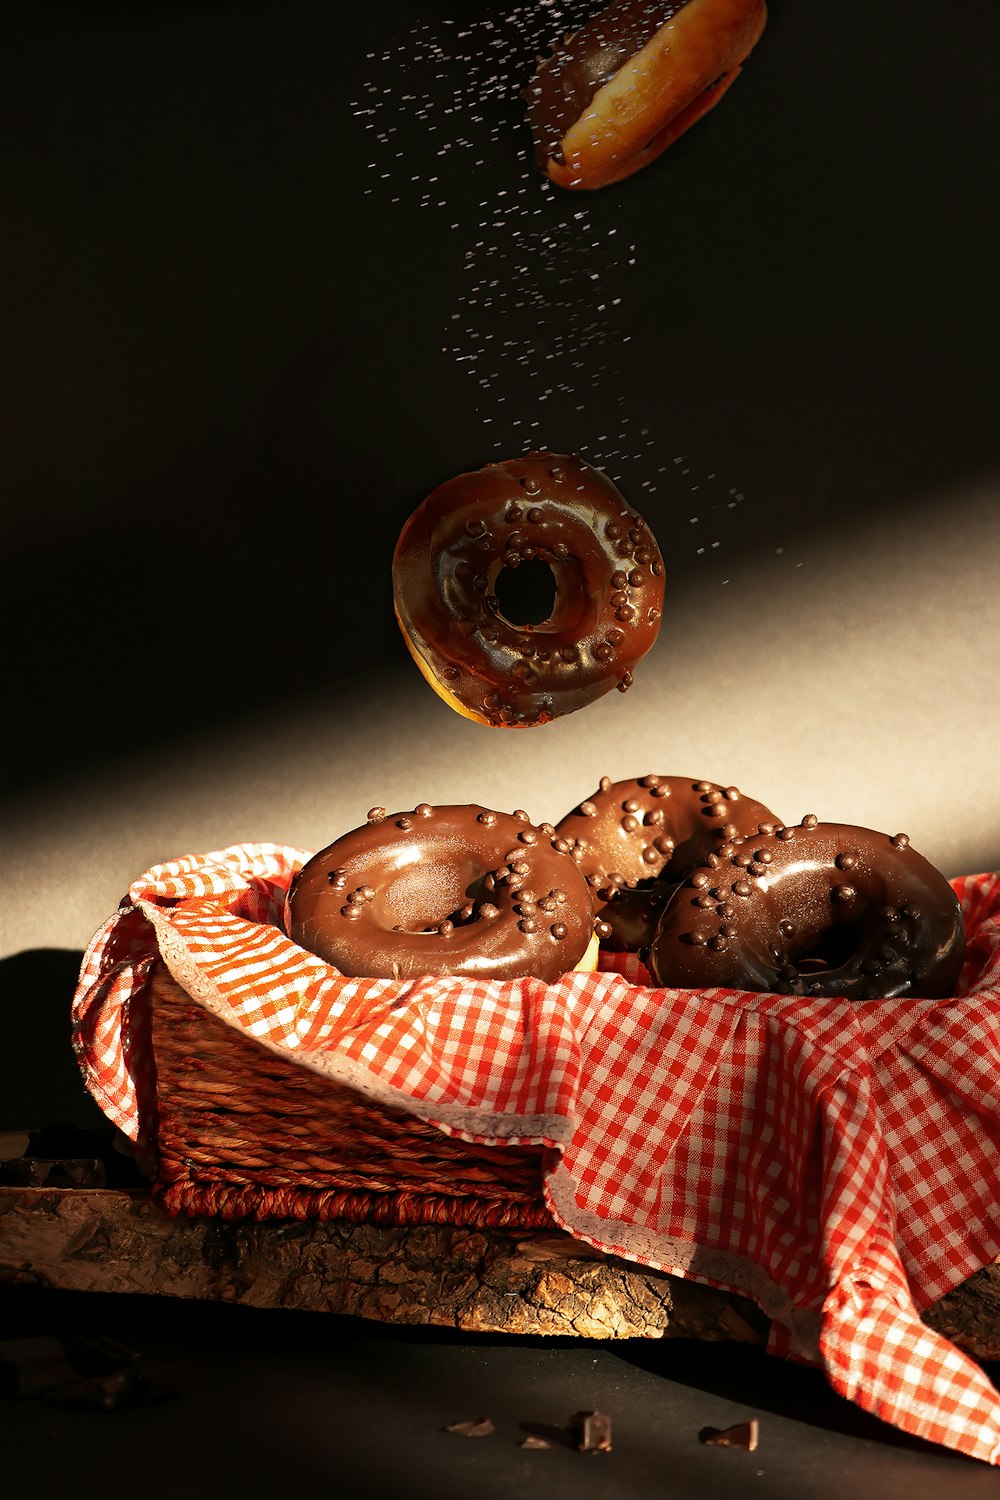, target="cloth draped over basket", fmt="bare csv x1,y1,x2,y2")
72,845,1000,1465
